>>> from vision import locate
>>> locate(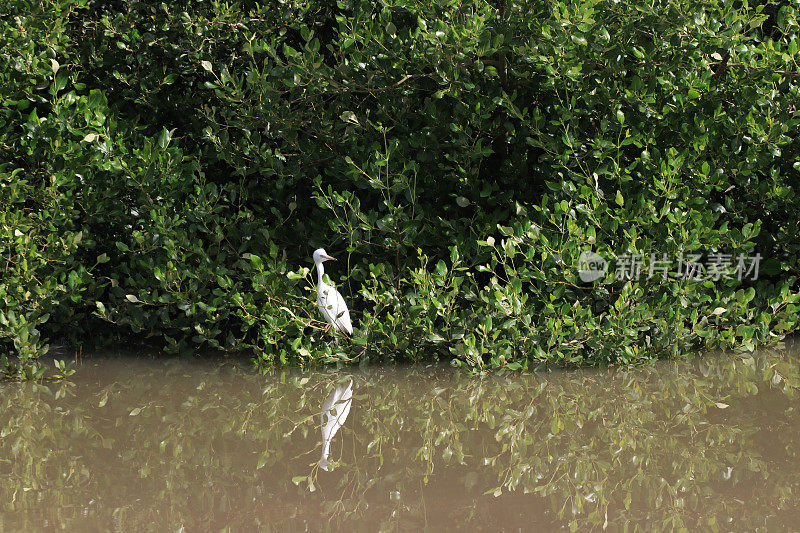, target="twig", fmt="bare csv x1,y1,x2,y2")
712,60,799,77
289,72,432,105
